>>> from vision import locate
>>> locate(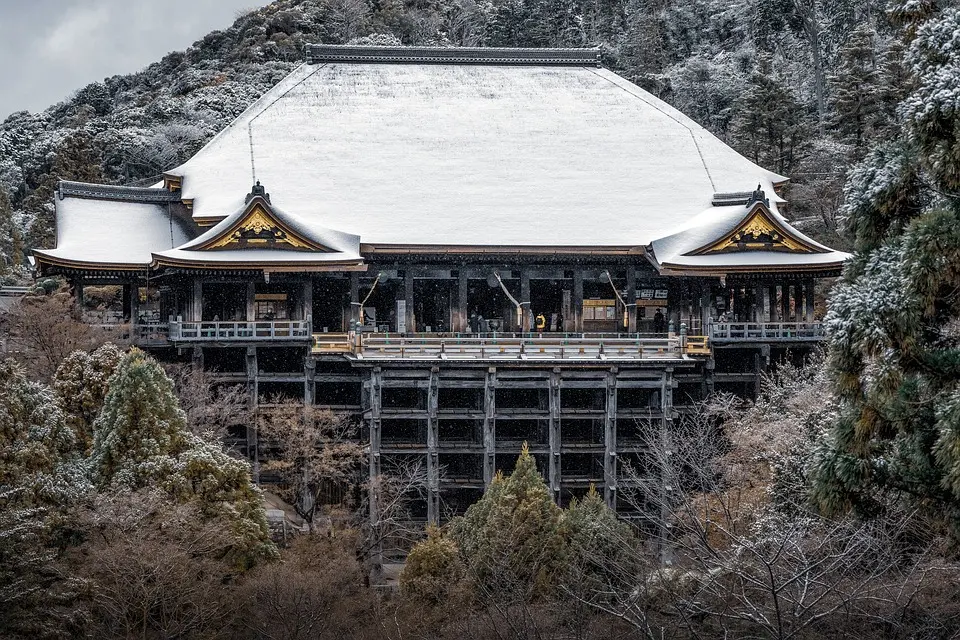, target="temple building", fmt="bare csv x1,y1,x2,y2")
33,45,848,532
